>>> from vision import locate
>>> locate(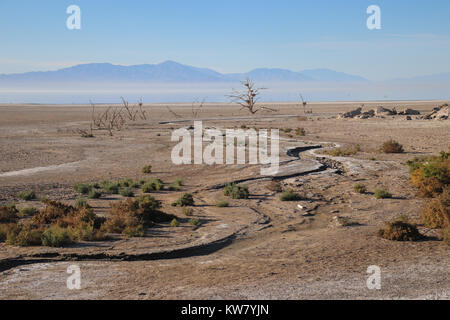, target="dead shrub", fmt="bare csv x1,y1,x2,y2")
0,205,18,223
377,219,423,241
421,188,450,229
267,180,283,193
381,139,404,154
